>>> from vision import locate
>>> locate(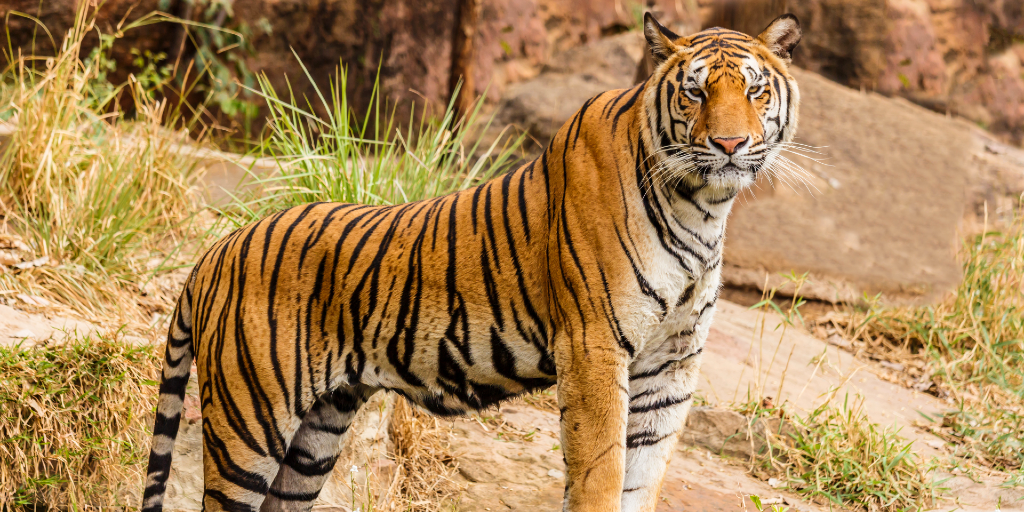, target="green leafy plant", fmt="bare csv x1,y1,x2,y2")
749,494,788,512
